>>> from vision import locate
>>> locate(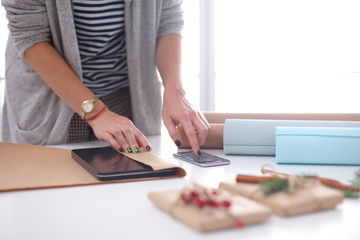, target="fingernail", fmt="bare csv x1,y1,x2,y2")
127,147,133,153
175,140,181,147
146,146,151,151
119,148,124,152
134,147,140,153
198,150,201,156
